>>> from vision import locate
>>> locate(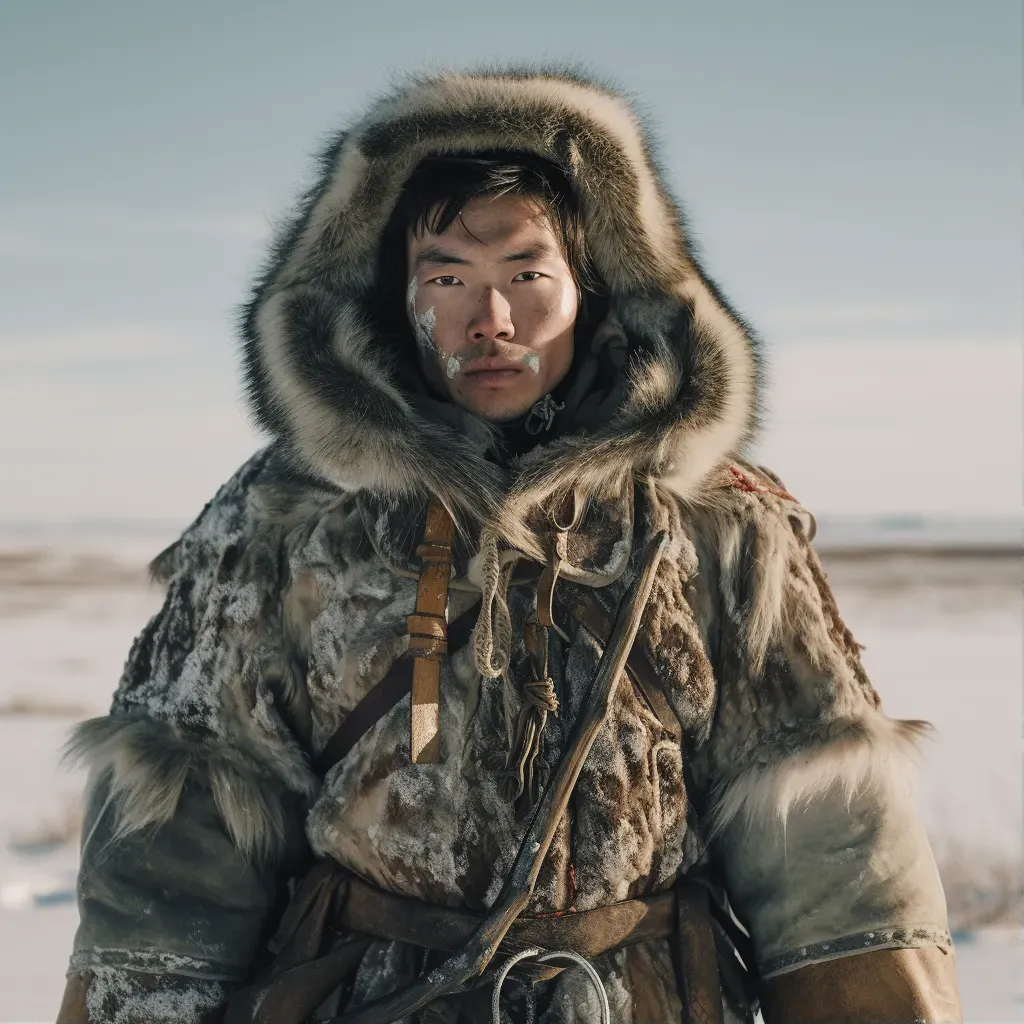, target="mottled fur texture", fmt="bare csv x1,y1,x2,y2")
66,449,322,861
239,67,762,552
